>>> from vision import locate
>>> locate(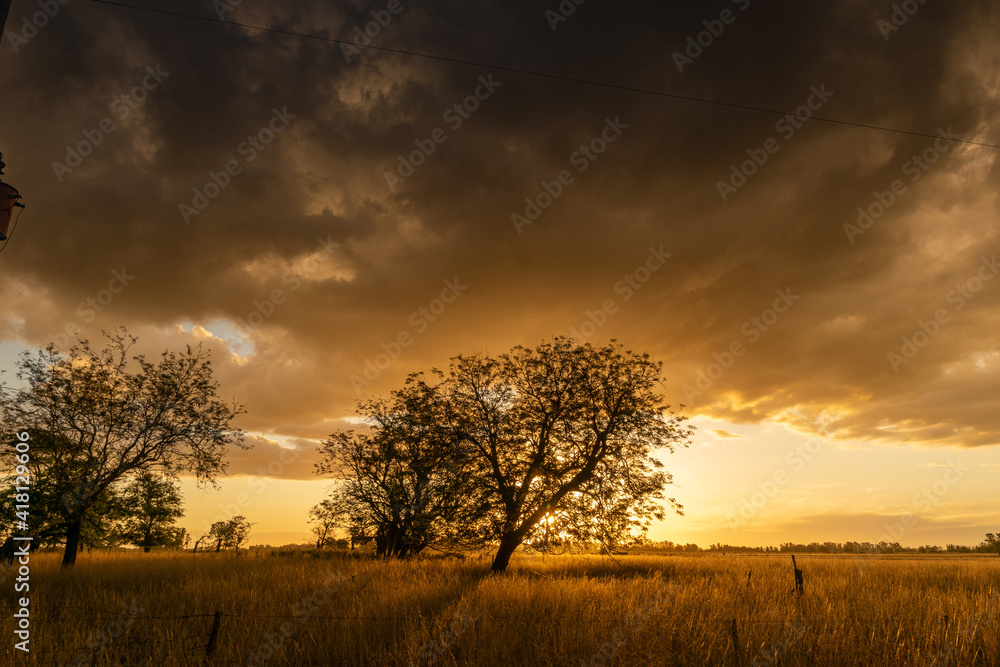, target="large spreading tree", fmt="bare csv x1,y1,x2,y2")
449,338,692,572
0,330,247,567
316,373,480,558
317,338,691,571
